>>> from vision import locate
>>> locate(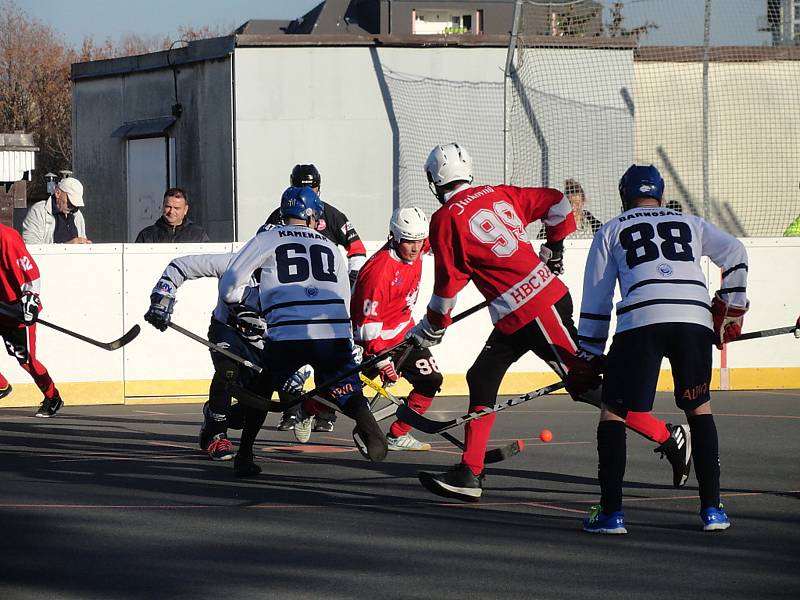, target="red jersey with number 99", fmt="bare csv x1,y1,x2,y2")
426,184,575,334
